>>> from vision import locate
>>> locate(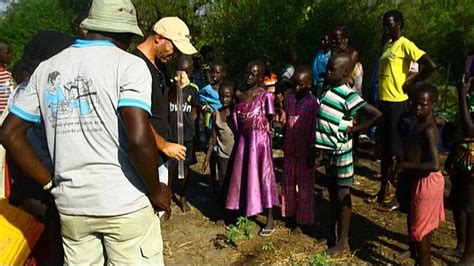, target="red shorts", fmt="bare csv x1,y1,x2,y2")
410,171,445,241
